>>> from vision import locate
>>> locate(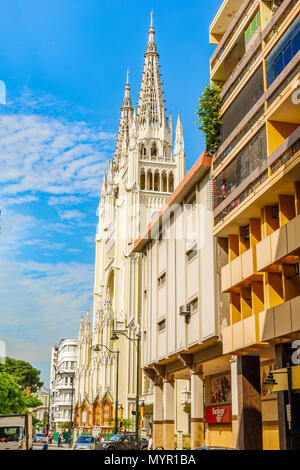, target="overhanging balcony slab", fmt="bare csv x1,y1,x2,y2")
271,225,288,263
274,301,292,338
222,324,233,355
291,295,300,333
209,0,244,45
287,214,300,255
259,309,275,342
